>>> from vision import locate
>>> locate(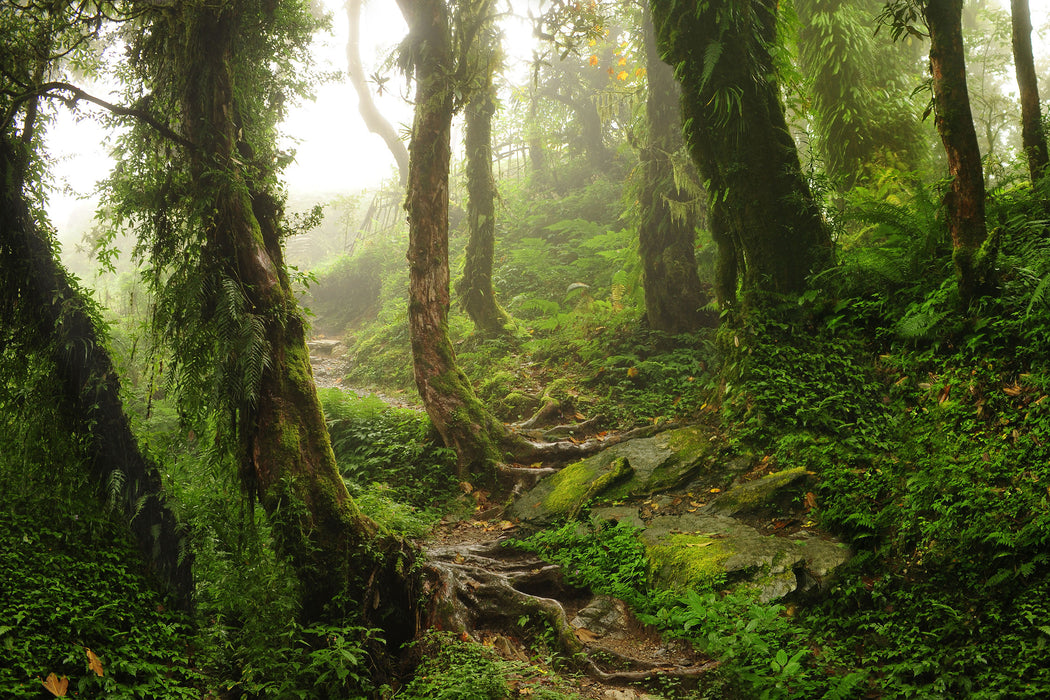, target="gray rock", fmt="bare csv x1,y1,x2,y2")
508,427,718,523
